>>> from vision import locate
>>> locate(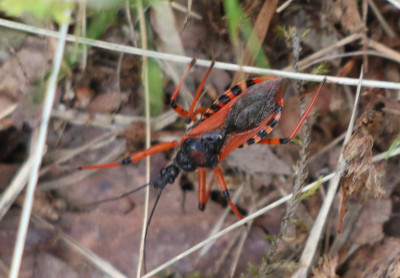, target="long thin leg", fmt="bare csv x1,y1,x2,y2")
214,166,243,219
187,60,215,122
170,58,197,119
170,59,215,123
197,169,216,211
205,173,215,207
80,141,179,170
258,78,326,145
198,168,206,211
